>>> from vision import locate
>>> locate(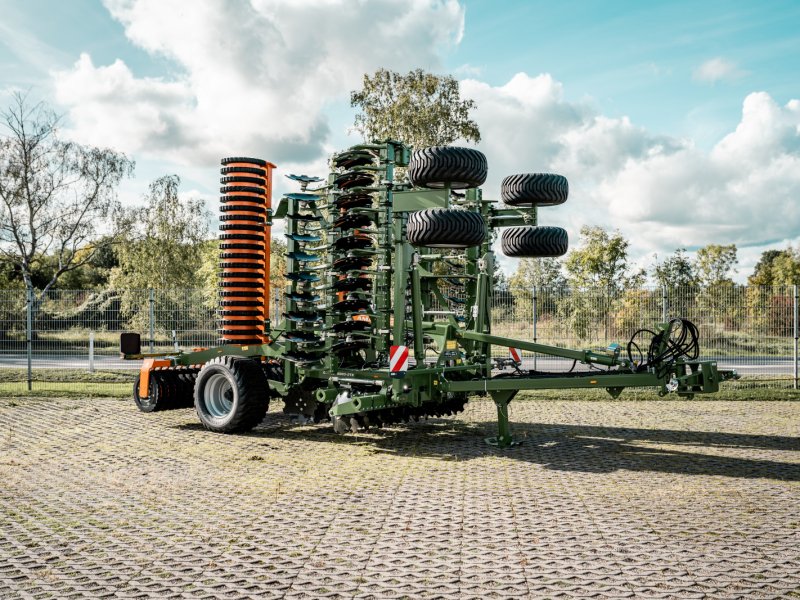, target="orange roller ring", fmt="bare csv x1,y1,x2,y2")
218,156,275,345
